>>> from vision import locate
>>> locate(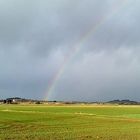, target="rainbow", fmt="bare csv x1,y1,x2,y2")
45,1,129,100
